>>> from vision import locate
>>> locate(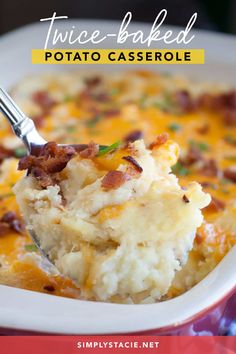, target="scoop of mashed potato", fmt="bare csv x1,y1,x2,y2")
14,136,210,303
